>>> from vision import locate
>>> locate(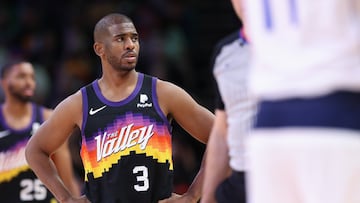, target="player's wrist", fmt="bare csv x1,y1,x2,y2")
183,191,200,203
56,190,73,203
